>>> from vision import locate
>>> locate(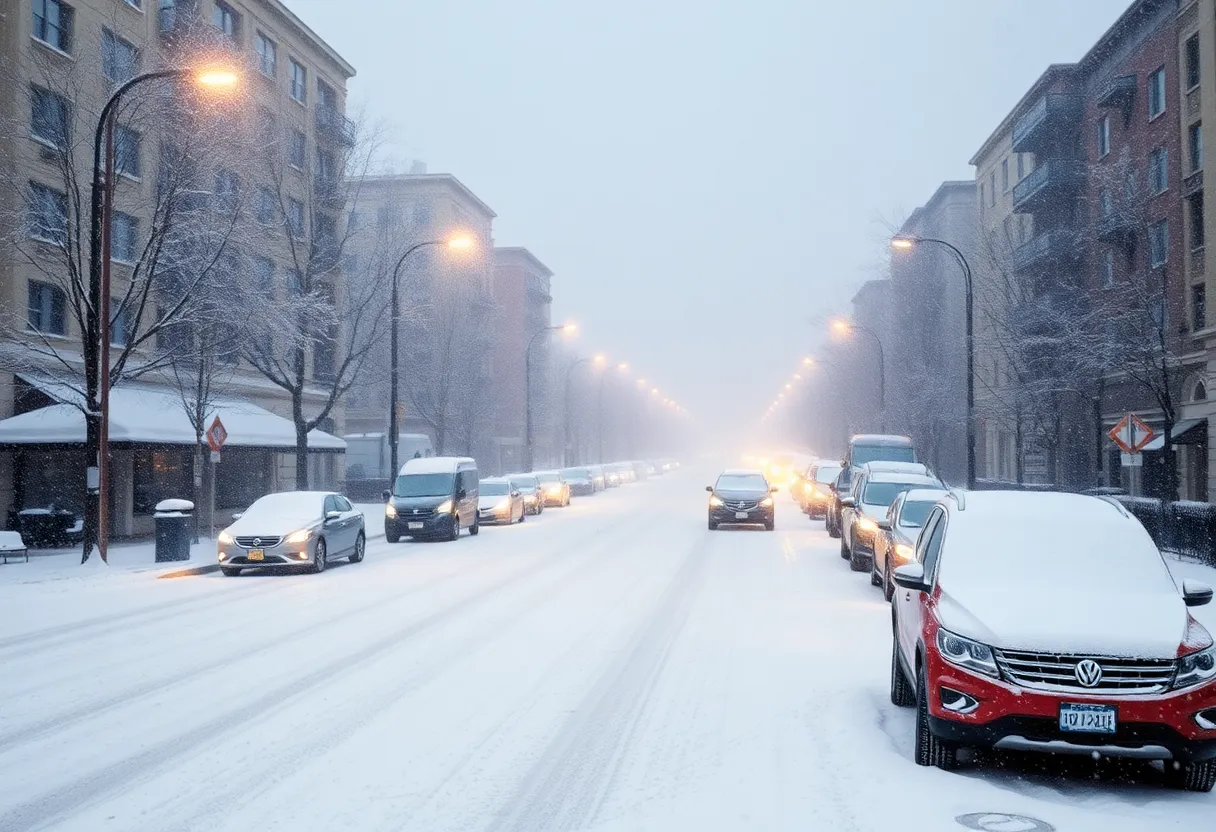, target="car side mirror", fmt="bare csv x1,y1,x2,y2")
840,497,856,508
231,512,243,521
325,510,341,522
877,518,891,531
456,488,467,500
381,489,391,502
770,486,779,493
511,490,521,498
705,485,713,492
1183,579,1213,607
893,562,930,593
